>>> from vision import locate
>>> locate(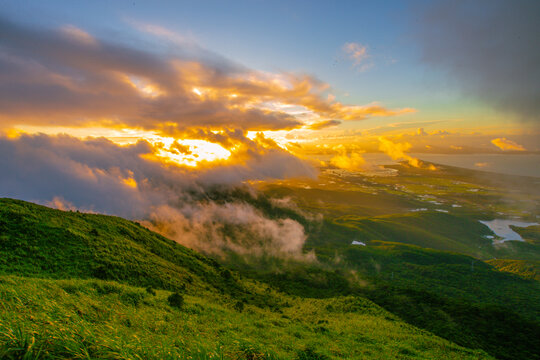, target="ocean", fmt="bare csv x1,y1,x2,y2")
308,153,540,178
413,153,540,178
